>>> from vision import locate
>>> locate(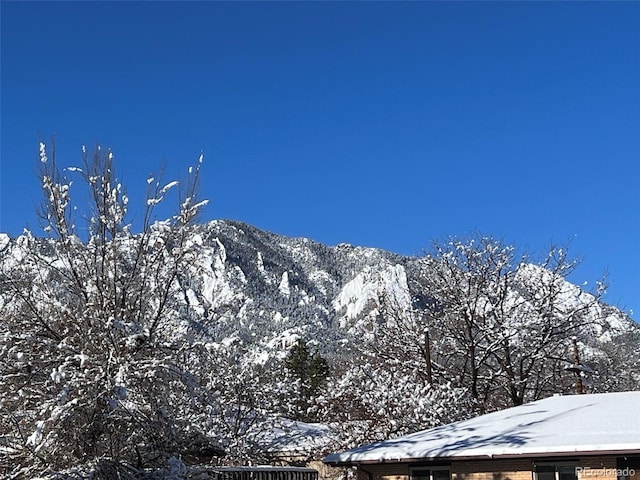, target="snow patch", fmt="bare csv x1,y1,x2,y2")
279,271,291,296
0,234,10,251
333,264,410,320
257,251,265,274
